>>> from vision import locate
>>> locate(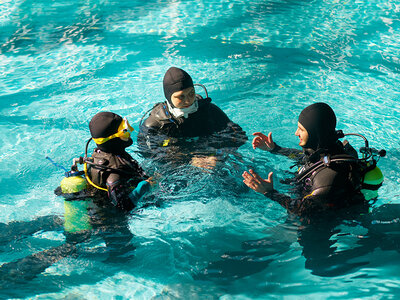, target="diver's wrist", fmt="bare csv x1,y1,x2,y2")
269,144,281,153
263,189,277,197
